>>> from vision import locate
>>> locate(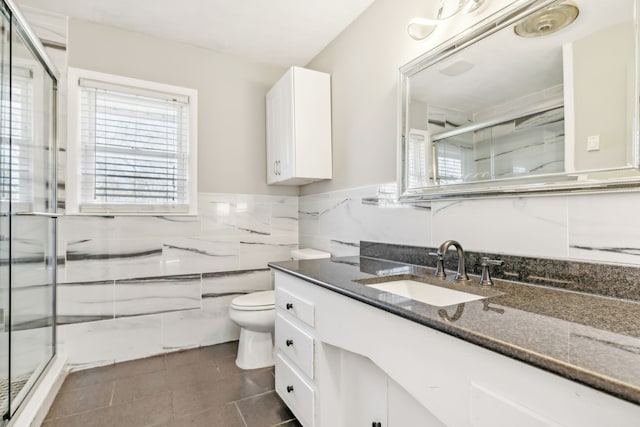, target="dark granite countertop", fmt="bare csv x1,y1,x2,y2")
268,256,640,406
